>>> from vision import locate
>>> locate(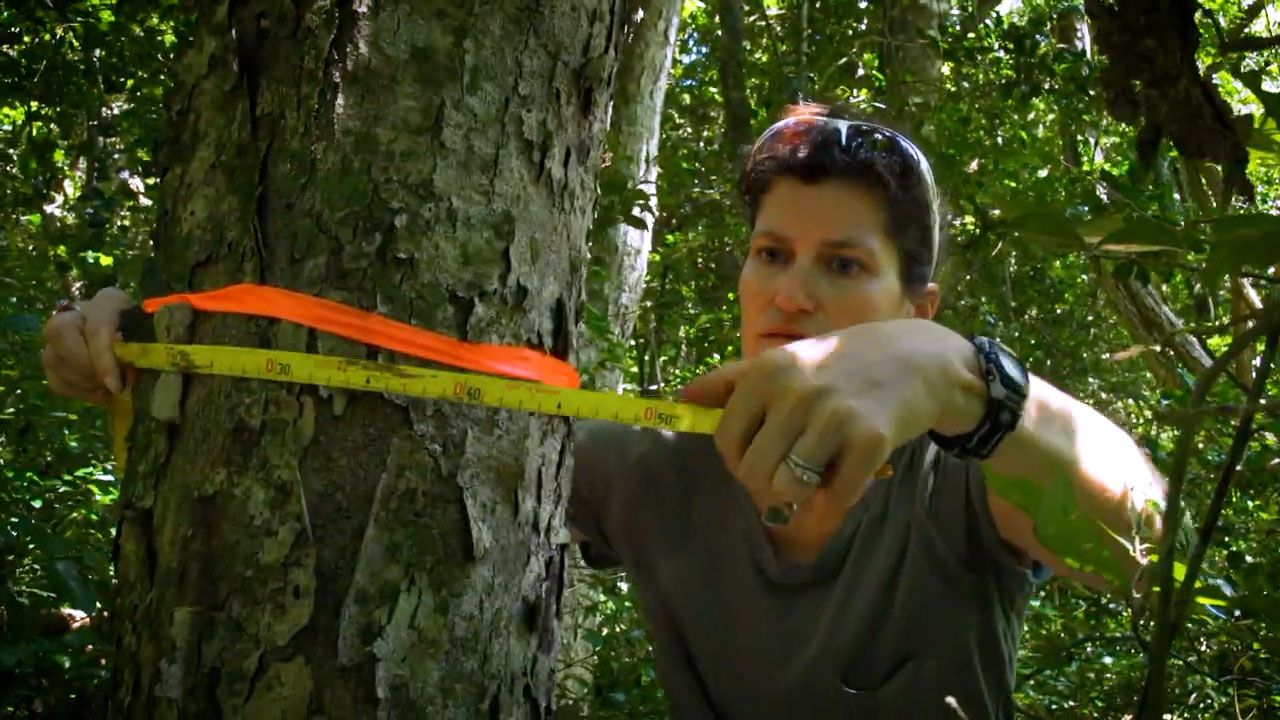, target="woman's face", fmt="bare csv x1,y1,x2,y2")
738,177,938,359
